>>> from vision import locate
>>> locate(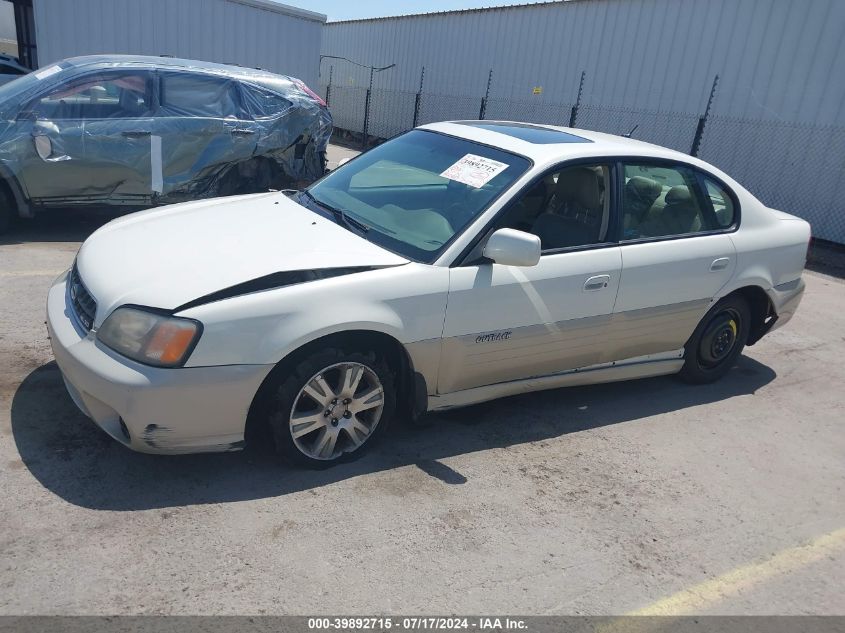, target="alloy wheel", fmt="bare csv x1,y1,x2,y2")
289,362,385,461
